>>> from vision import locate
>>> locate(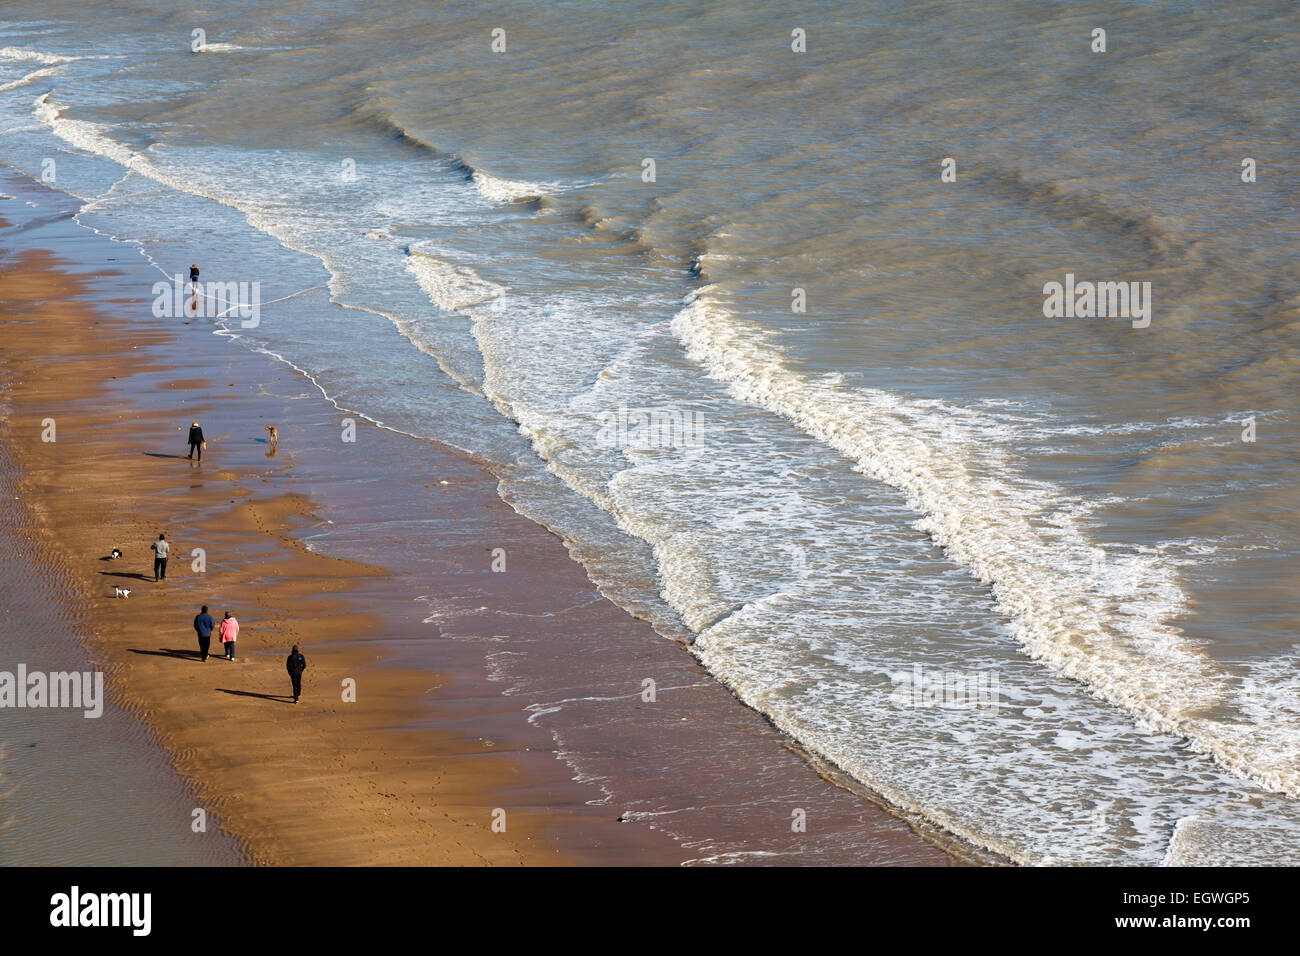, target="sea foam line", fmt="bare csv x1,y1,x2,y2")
470,169,549,204
26,91,487,450
32,84,521,407
669,285,1299,800
0,65,62,93
0,46,78,65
